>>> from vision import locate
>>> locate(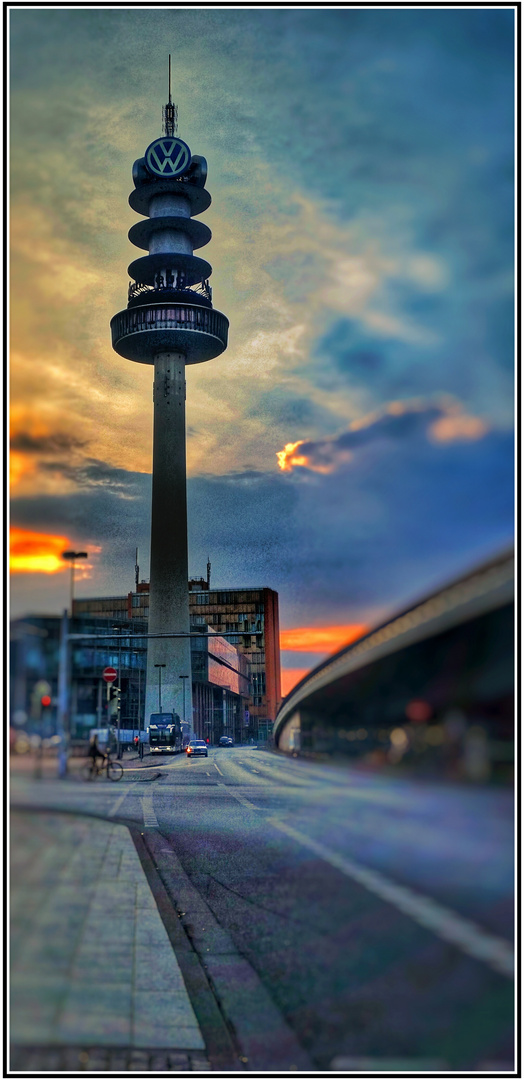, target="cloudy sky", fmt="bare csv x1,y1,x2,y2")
9,6,515,693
